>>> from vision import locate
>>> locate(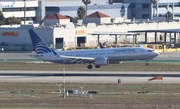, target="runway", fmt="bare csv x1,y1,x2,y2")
0,51,180,83
0,51,180,61
155,51,180,60
0,71,180,84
